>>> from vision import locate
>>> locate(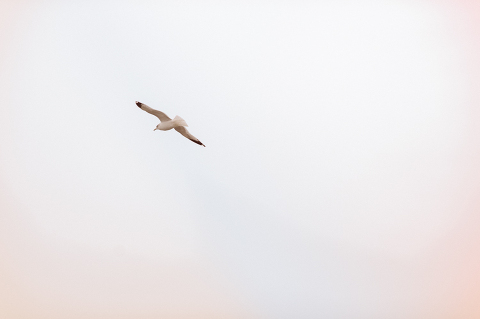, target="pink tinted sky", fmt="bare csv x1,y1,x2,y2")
1,1,480,318
415,1,480,316
441,0,480,315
